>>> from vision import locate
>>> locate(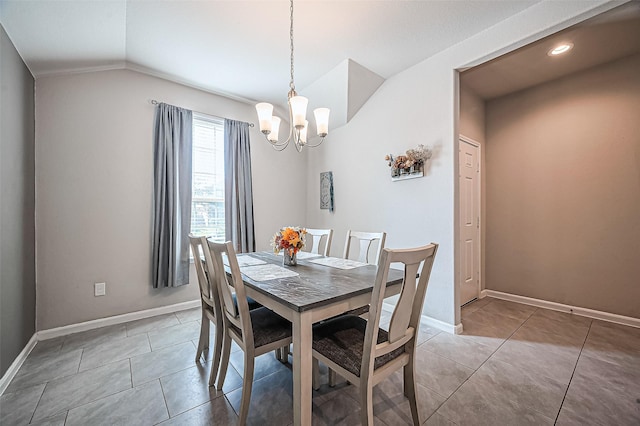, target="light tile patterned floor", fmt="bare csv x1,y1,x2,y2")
1,297,639,425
